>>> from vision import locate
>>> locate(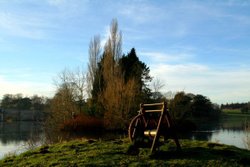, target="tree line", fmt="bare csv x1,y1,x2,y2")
168,92,221,120
221,102,250,110
221,102,250,114
0,94,50,111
